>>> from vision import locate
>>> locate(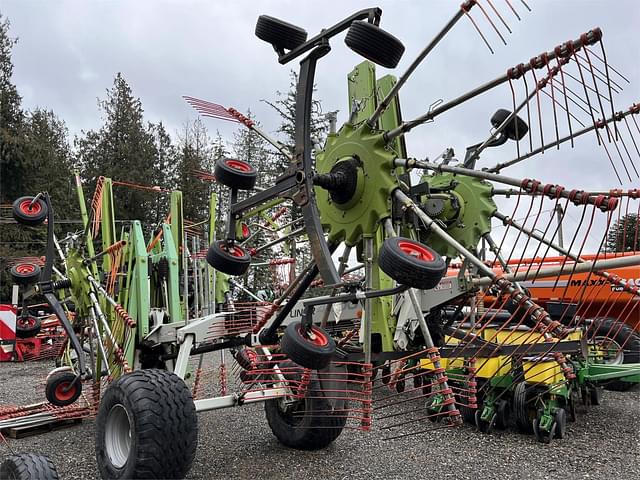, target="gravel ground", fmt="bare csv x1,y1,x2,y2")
1,360,639,480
